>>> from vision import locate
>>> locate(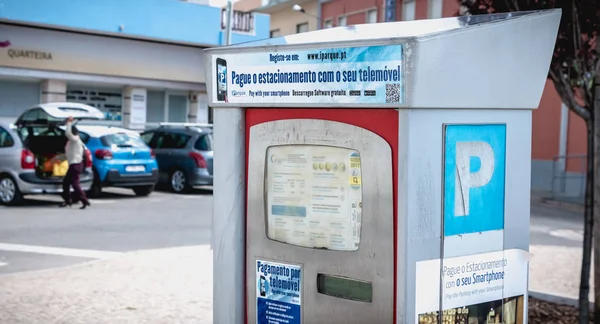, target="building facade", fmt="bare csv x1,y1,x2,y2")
253,0,320,36
235,0,582,198
0,0,270,129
